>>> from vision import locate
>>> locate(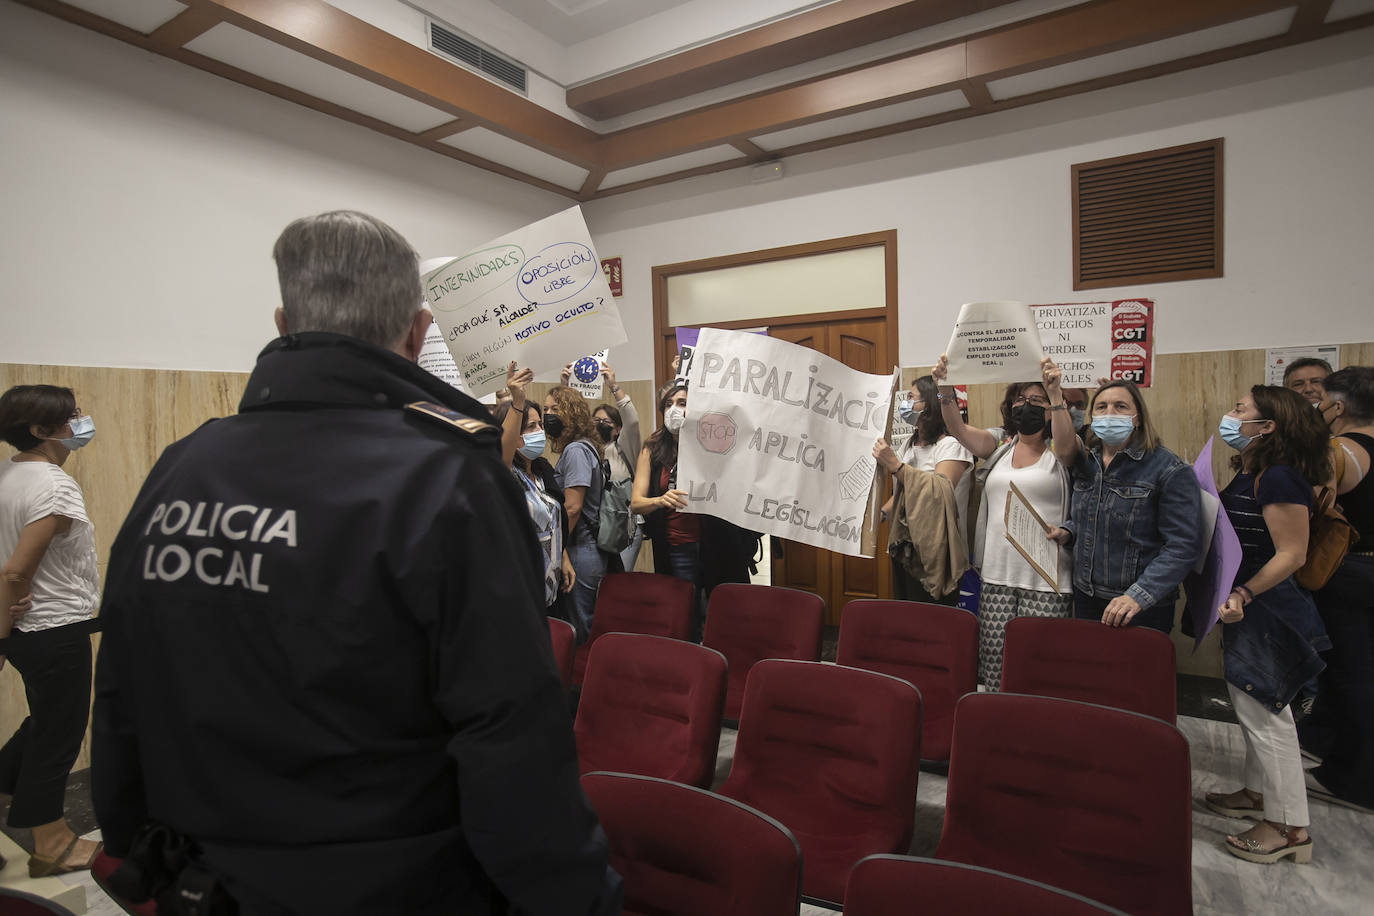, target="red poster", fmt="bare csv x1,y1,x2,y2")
601,257,623,298
1029,298,1154,388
